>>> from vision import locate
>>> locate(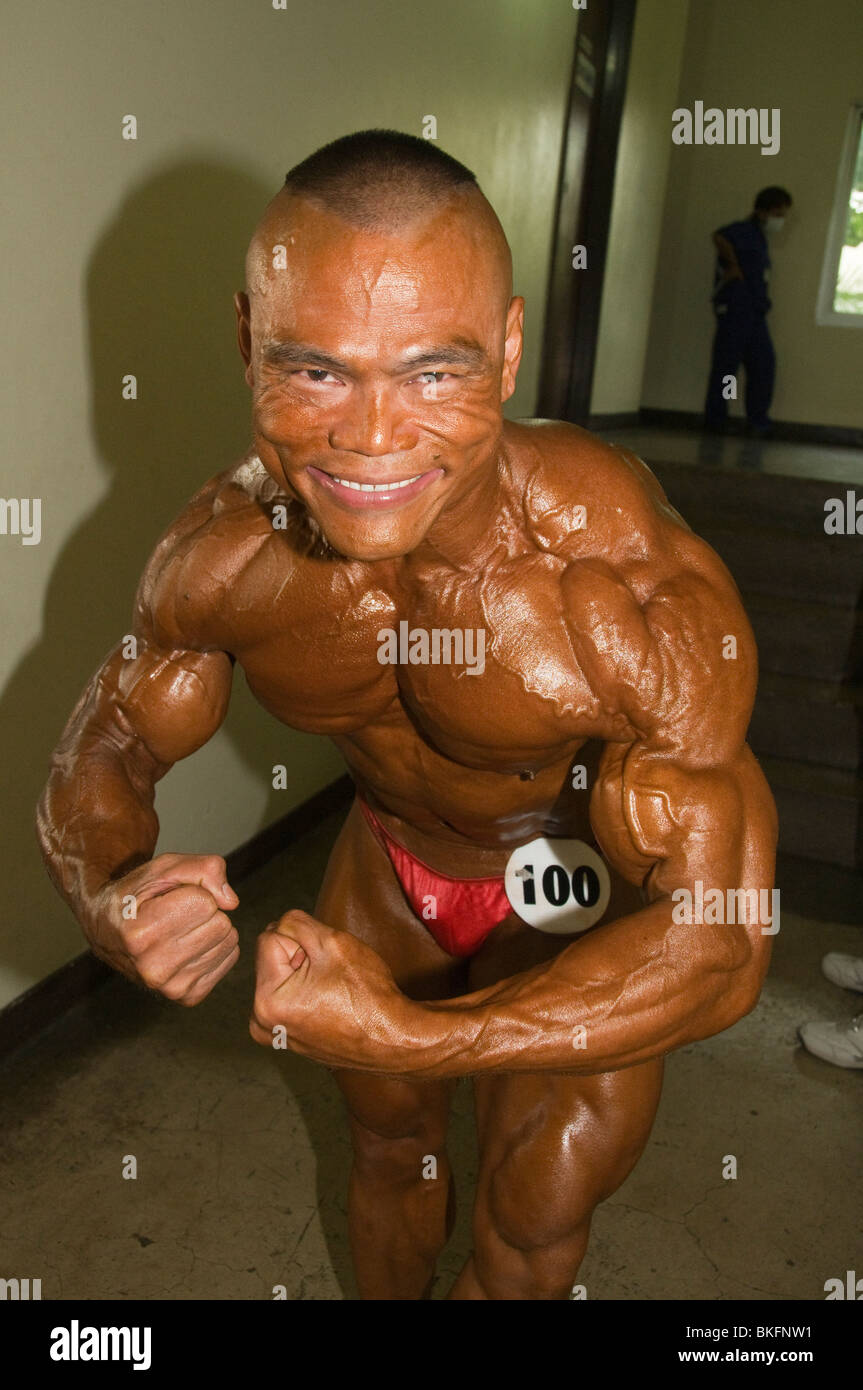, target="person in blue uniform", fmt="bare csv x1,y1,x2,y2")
704,186,793,436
